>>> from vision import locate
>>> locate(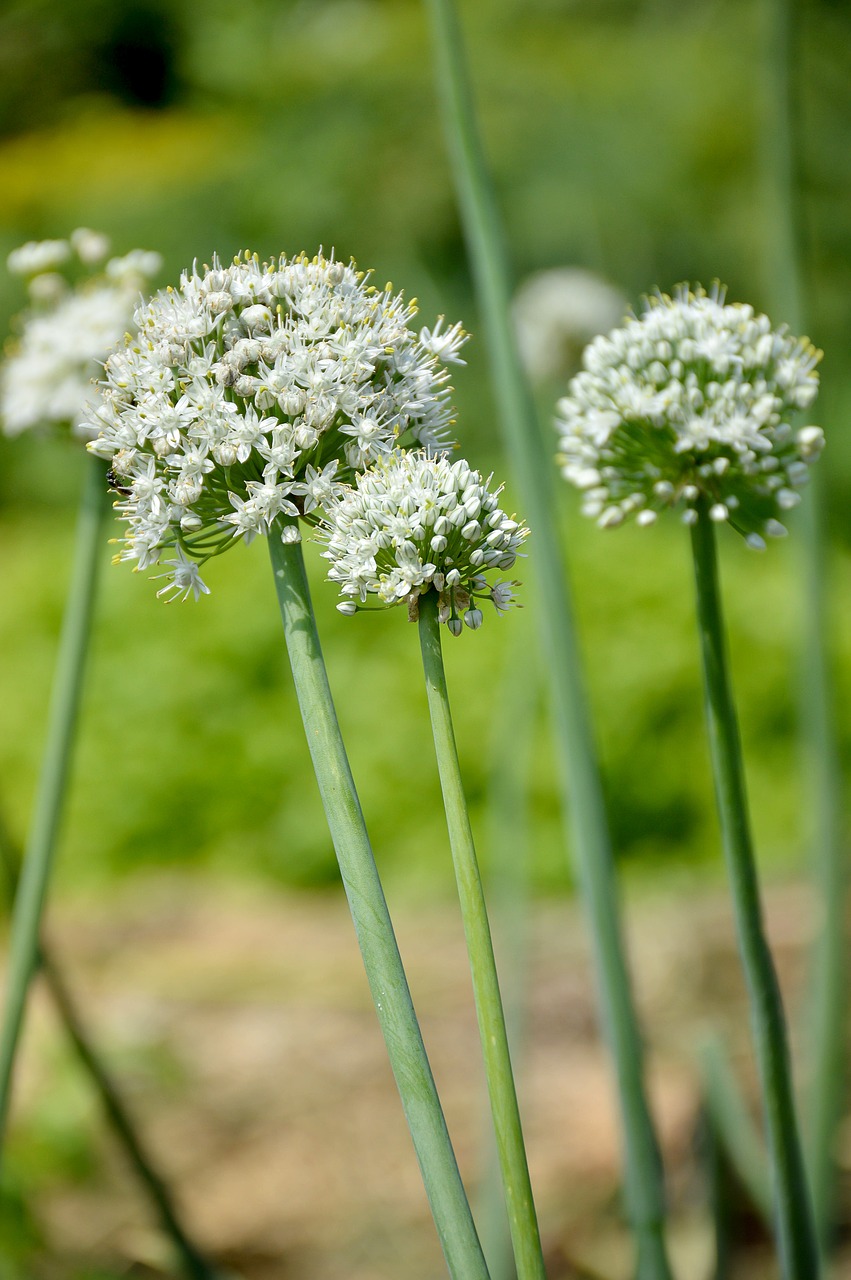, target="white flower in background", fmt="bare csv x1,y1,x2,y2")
321,450,528,635
513,267,627,383
86,250,467,600
1,232,162,439
7,239,72,277
555,284,823,545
